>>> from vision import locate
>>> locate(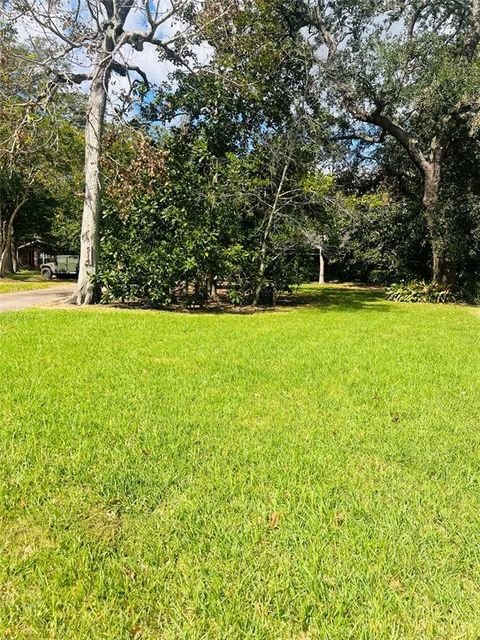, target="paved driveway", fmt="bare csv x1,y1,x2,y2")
0,284,76,312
